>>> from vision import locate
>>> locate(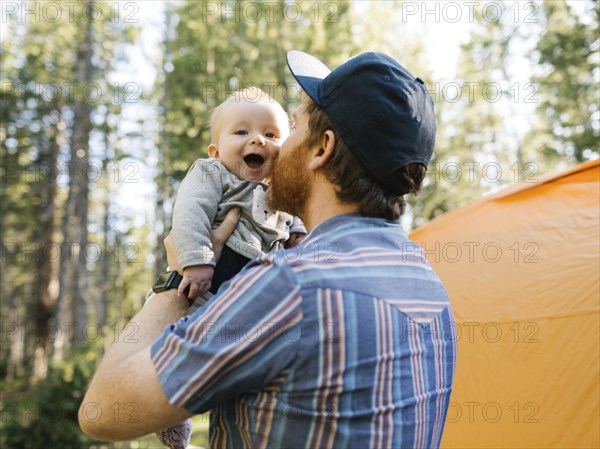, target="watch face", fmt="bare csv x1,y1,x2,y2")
155,271,174,289
152,271,190,298
153,271,182,293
